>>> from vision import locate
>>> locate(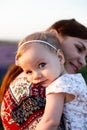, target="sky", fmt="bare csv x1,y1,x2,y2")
0,0,87,41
